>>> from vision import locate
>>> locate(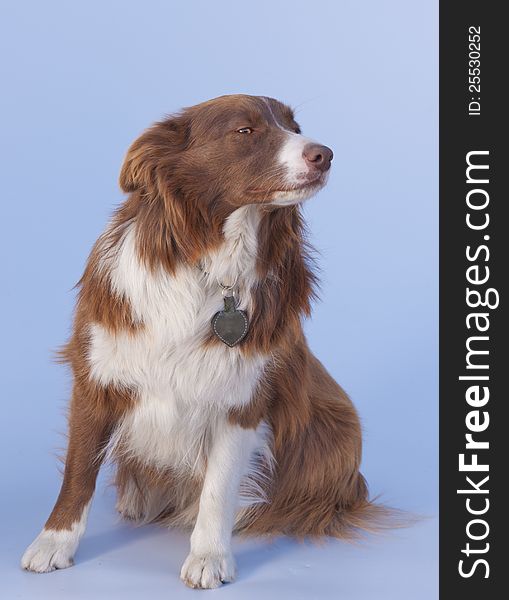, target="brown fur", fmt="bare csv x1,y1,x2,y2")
114,458,203,526
232,344,374,538
41,95,380,543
